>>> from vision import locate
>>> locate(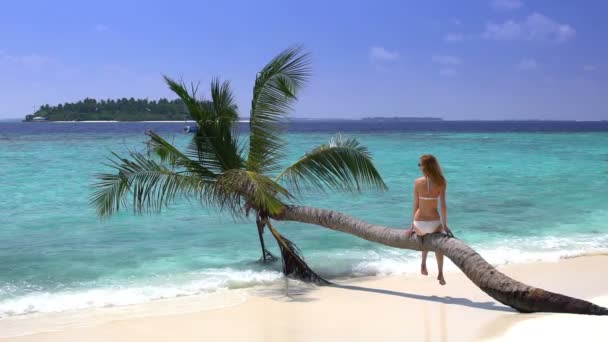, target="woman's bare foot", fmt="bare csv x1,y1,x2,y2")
421,264,428,276
437,274,446,285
